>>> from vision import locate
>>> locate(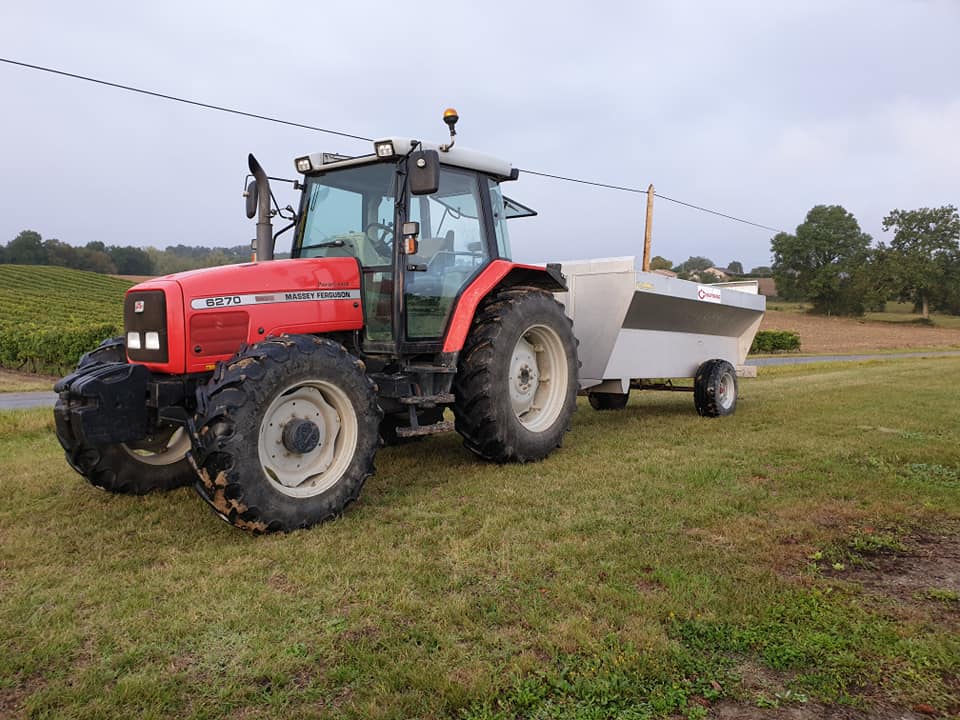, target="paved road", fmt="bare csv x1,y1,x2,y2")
2,350,959,411
1,391,58,410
